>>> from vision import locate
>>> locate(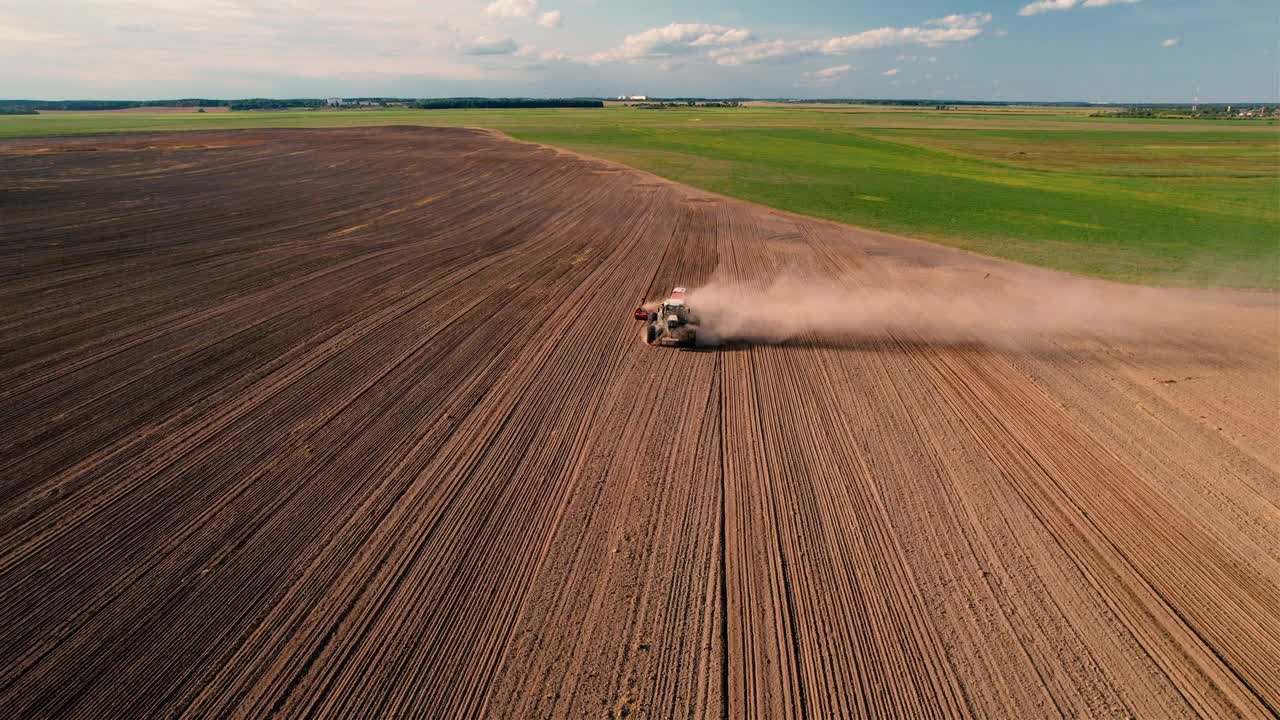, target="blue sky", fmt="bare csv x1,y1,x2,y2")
1,0,1275,101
